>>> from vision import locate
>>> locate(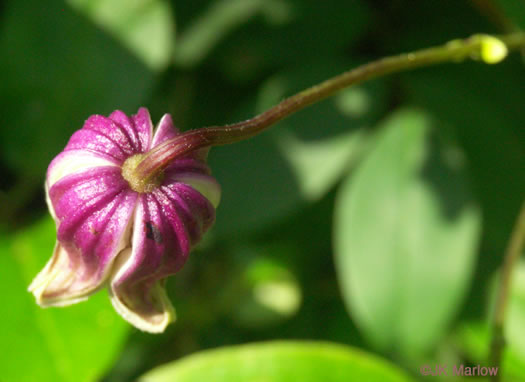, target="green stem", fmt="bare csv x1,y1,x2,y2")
490,200,525,381
132,32,525,182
